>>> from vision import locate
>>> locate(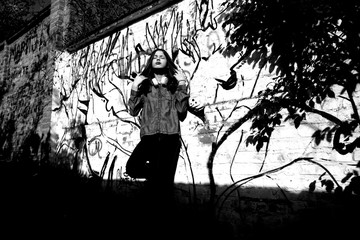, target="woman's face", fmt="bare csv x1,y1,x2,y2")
152,50,167,69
